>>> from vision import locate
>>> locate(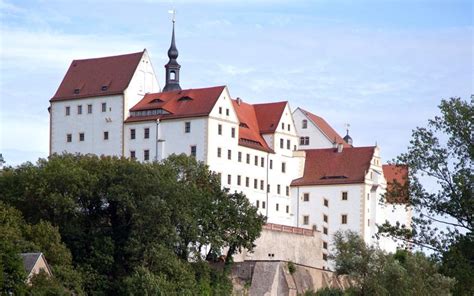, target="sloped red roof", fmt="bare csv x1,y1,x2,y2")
299,108,351,147
291,146,375,186
253,102,287,133
383,164,409,203
232,99,273,152
125,86,225,122
51,51,144,101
